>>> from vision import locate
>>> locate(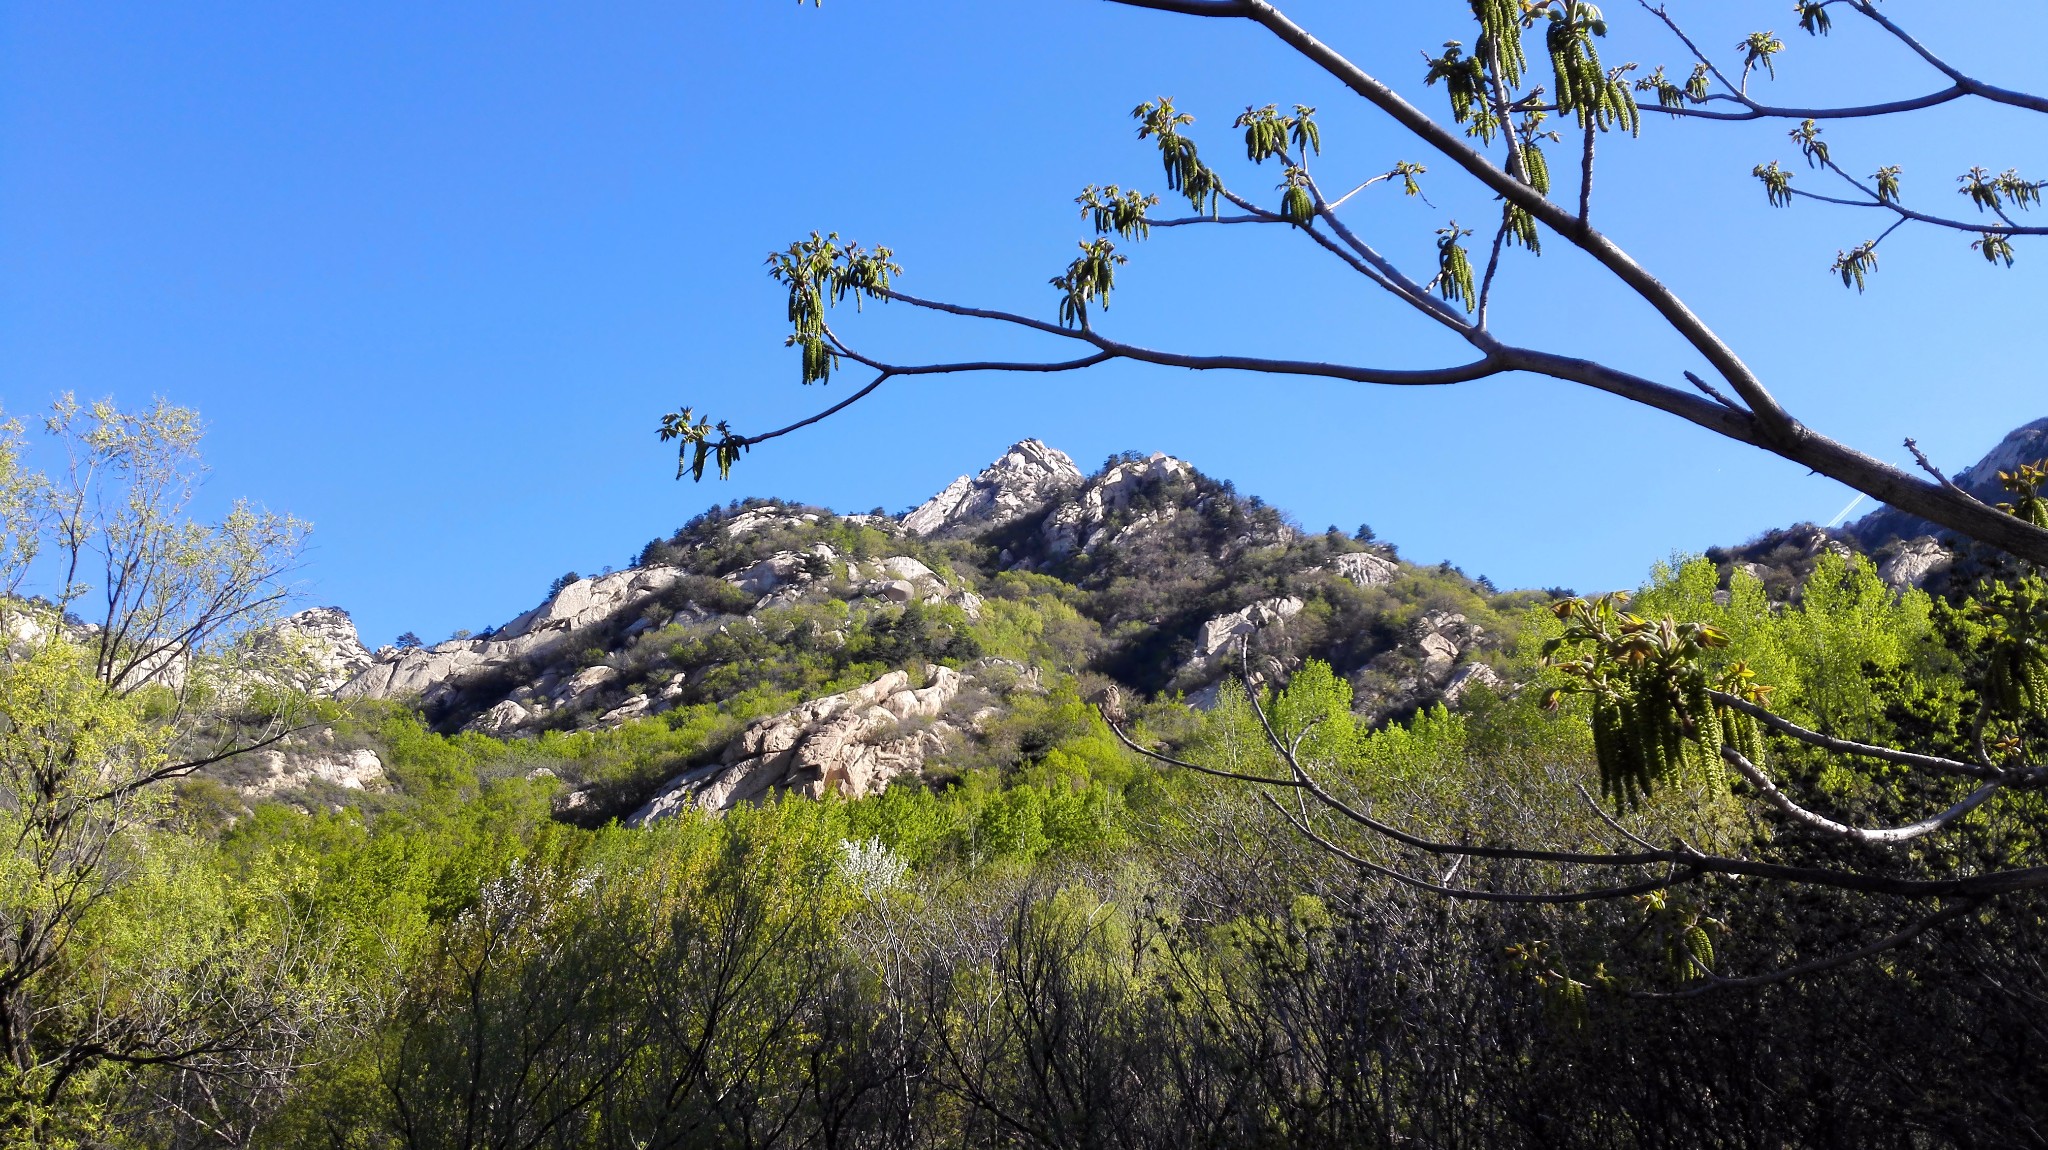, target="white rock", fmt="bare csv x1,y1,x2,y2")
722,508,820,538
901,440,1084,536
1183,596,1304,678
628,665,969,824
1878,536,1953,591
237,747,385,798
552,665,620,710
1330,552,1399,587
340,565,686,701
1443,662,1504,704
248,607,374,696
1042,453,1196,558
465,699,534,736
